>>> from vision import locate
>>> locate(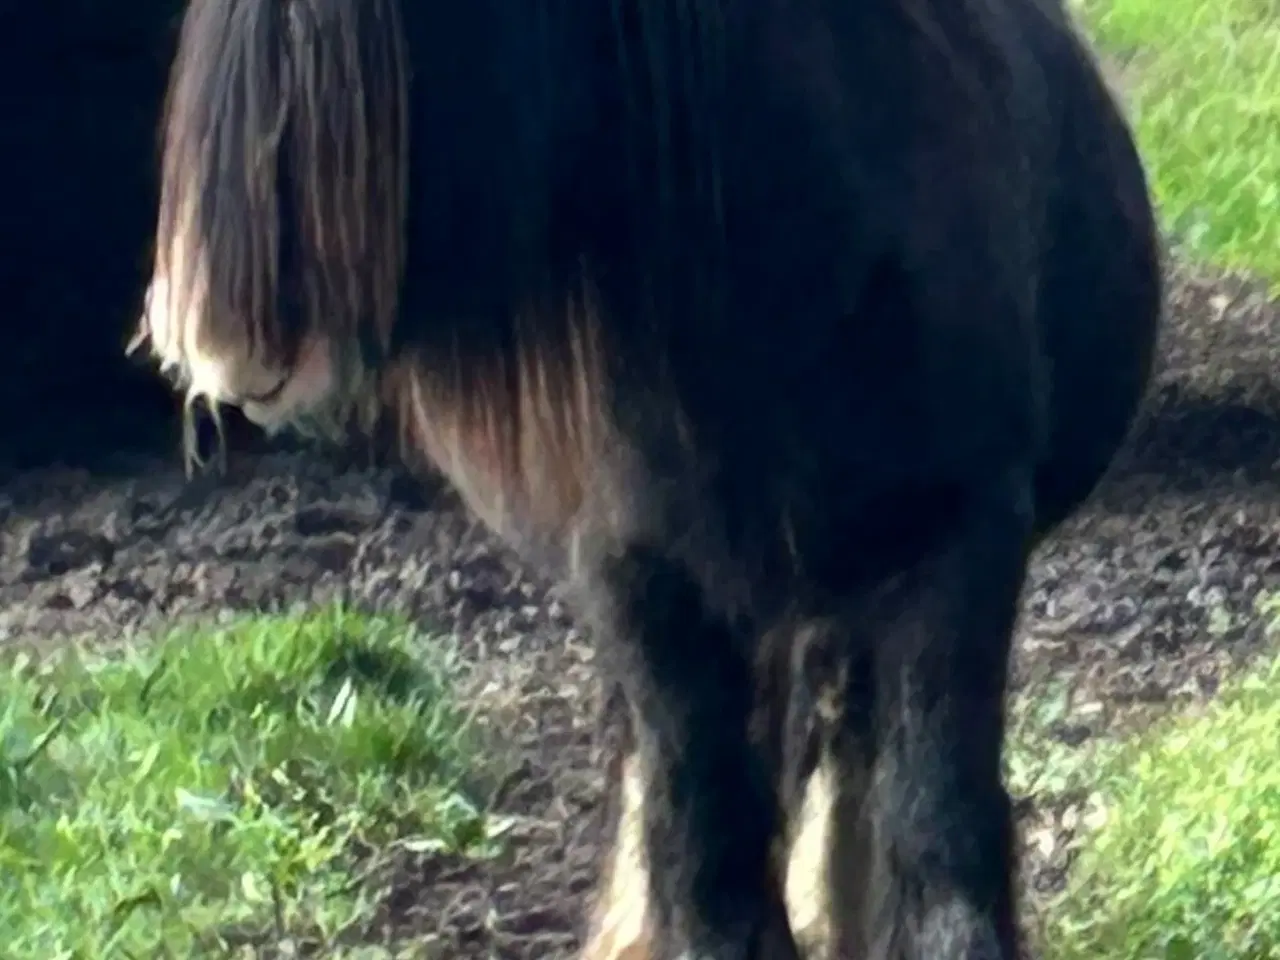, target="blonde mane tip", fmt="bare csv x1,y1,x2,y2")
181,391,228,479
